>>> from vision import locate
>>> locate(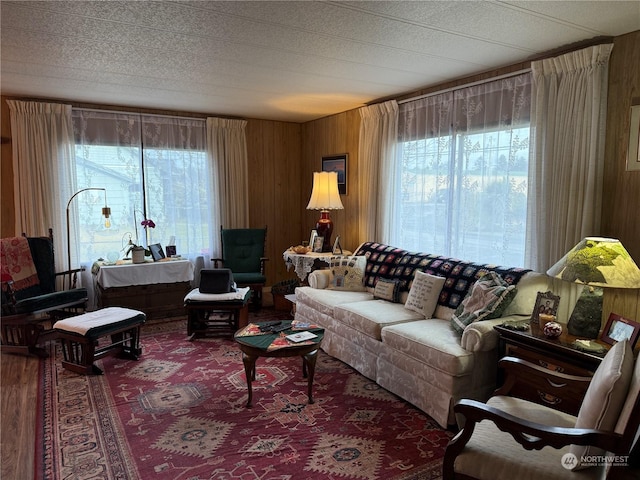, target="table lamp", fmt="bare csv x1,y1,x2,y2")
546,237,640,338
306,171,344,252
